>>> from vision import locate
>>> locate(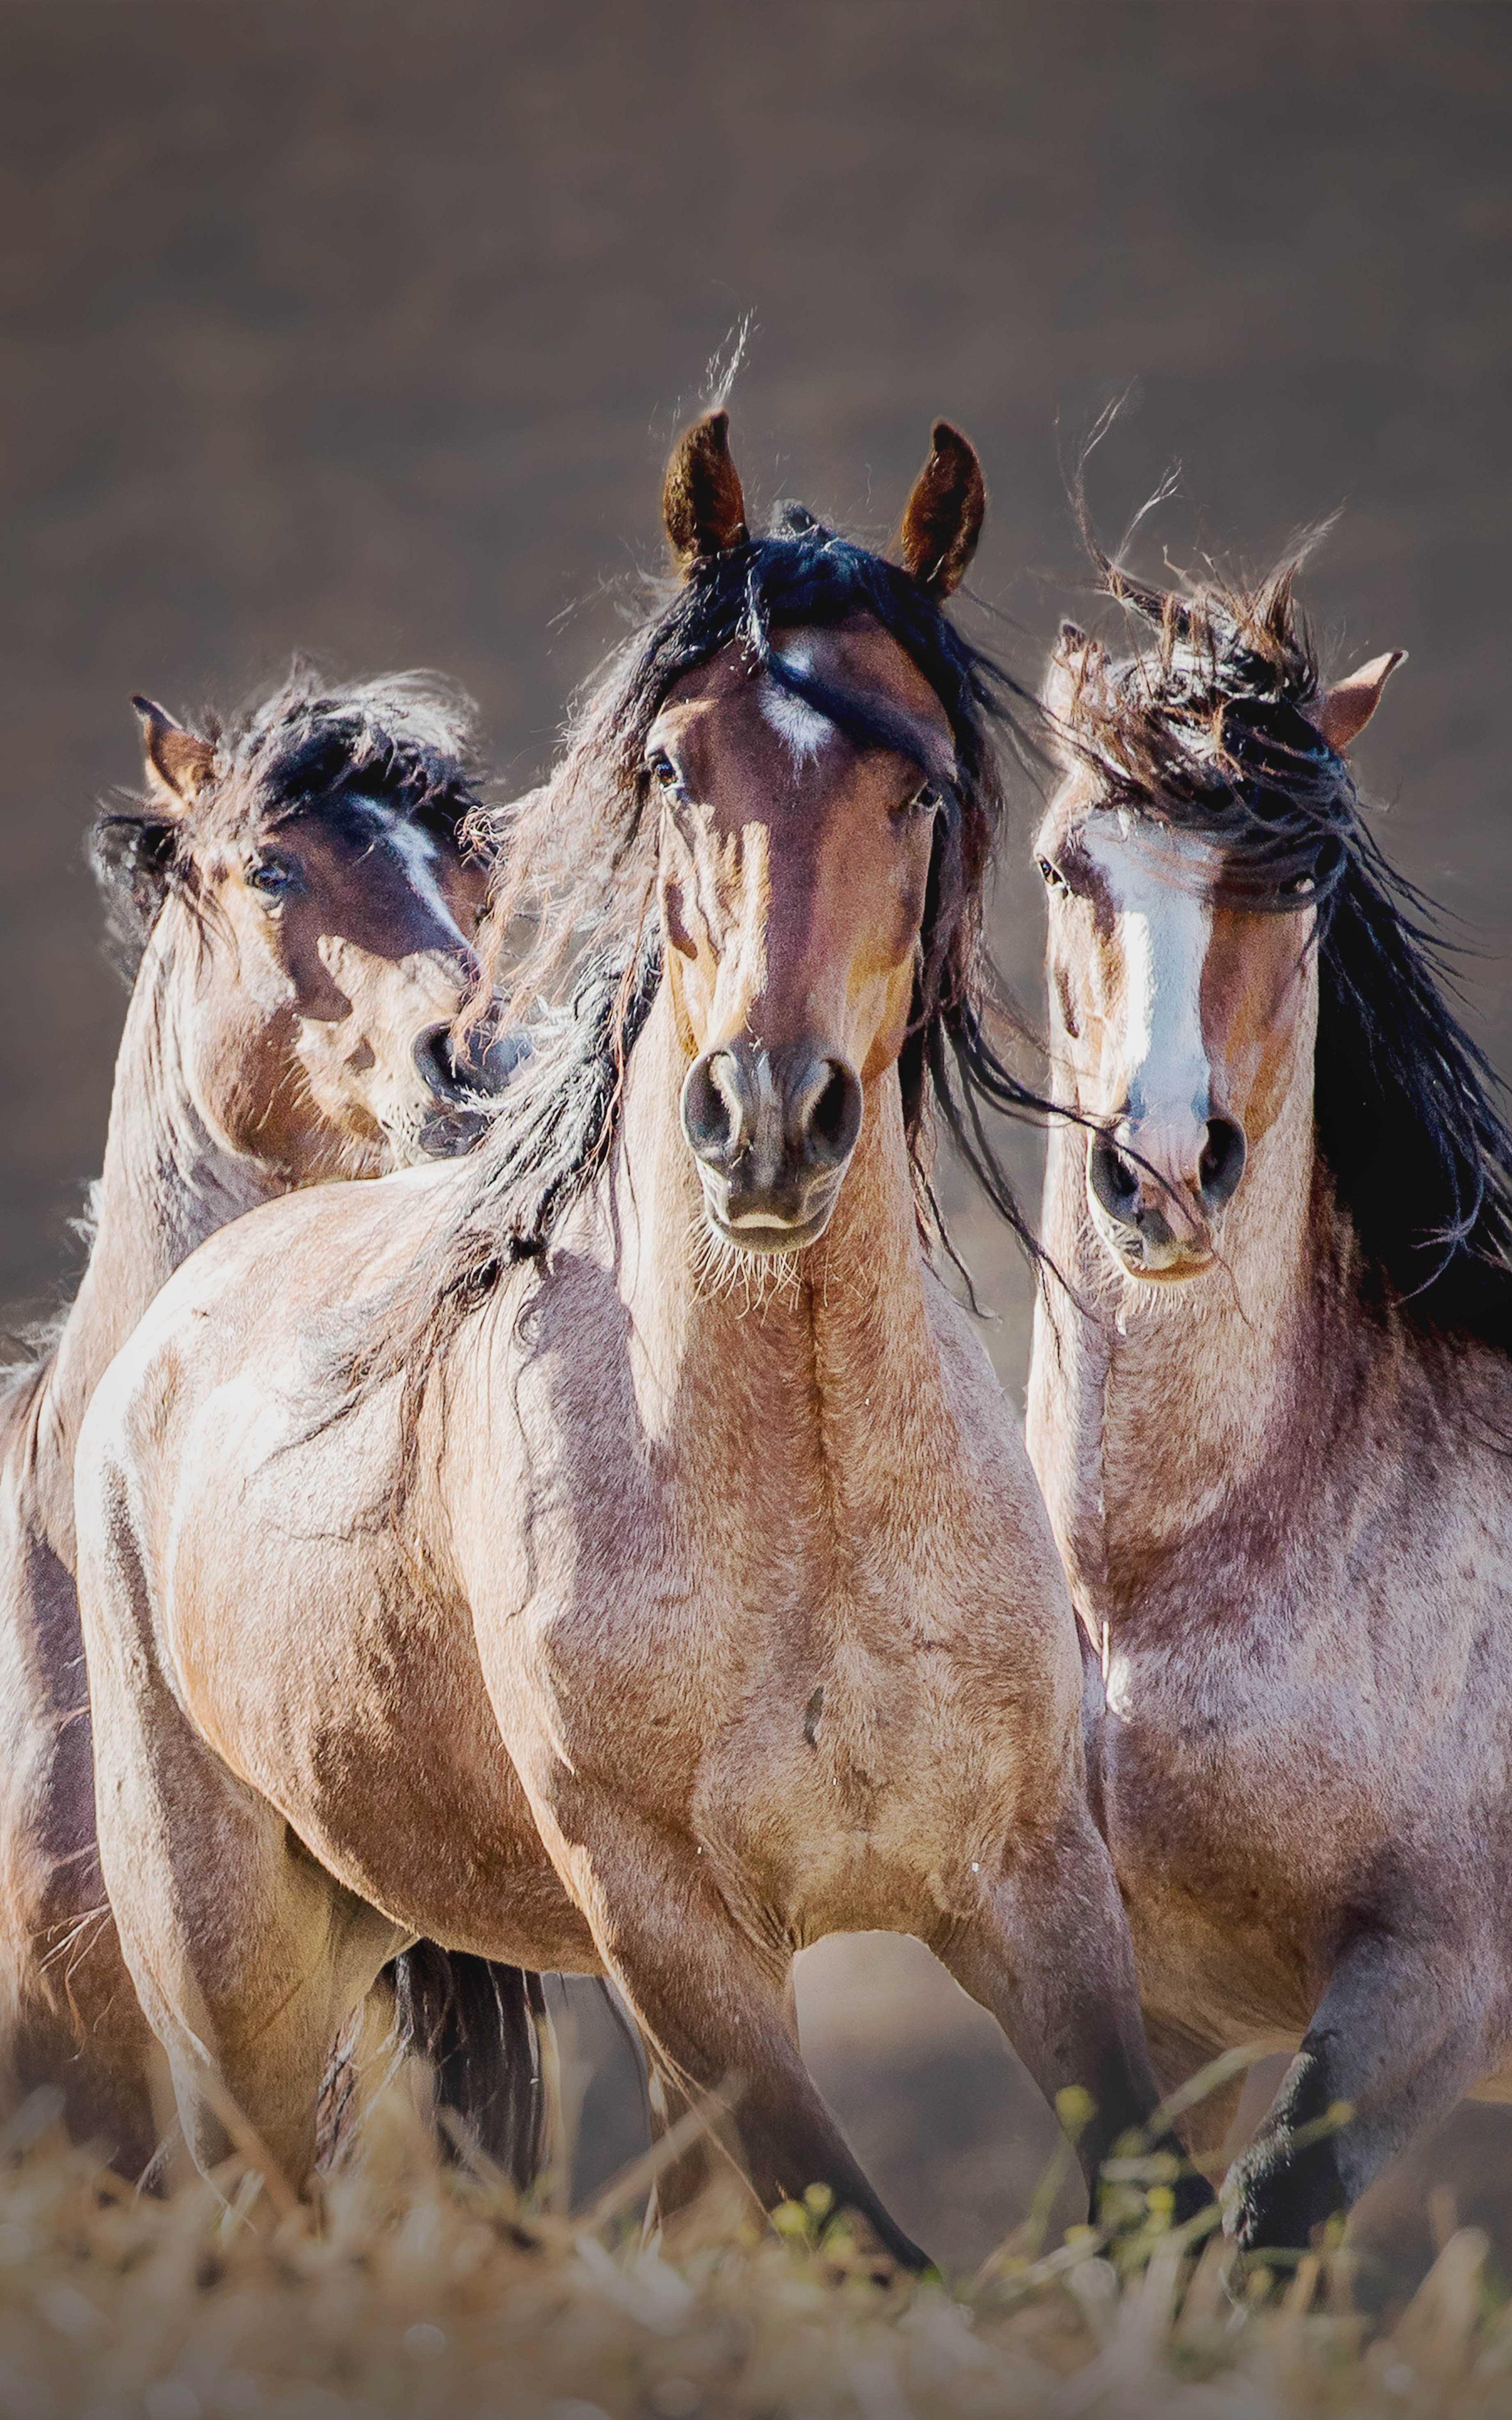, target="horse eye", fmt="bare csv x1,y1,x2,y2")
1038,856,1069,894
647,751,680,792
911,782,942,816
246,857,297,898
